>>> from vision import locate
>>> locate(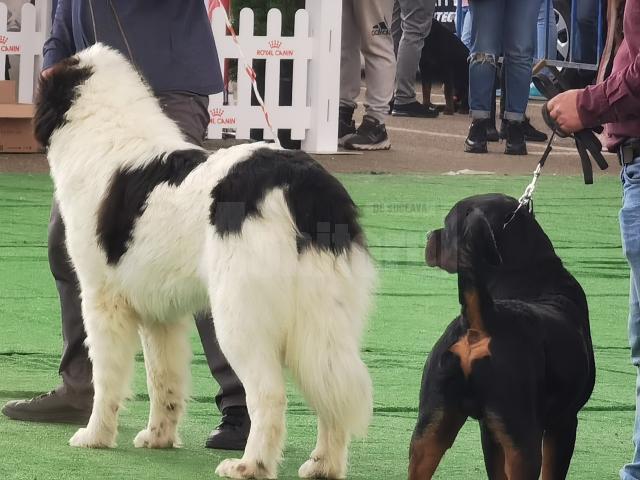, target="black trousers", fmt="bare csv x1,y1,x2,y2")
51,91,246,412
